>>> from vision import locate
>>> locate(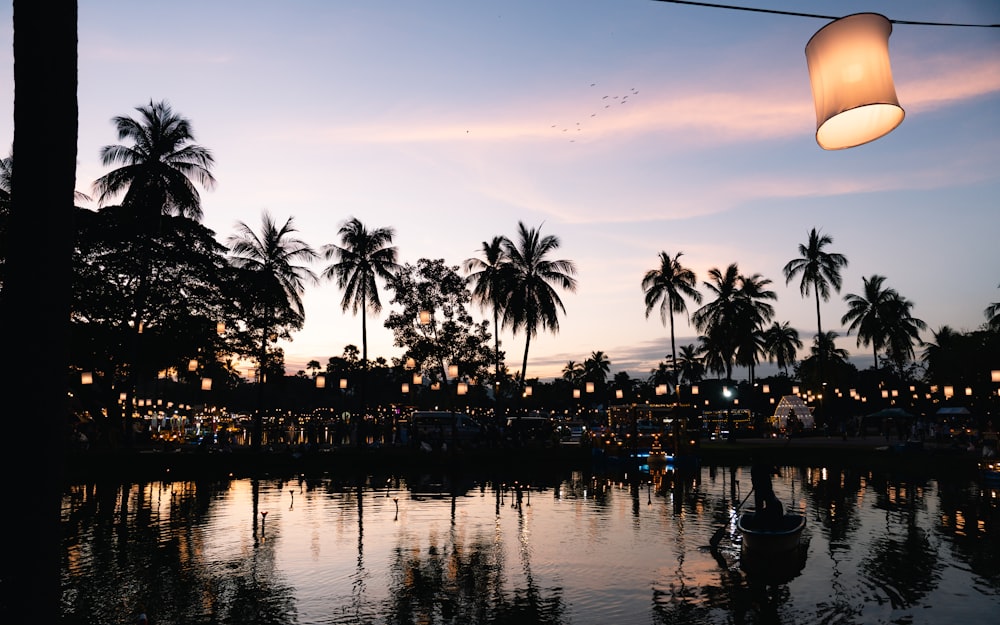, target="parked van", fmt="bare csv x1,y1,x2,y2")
410,411,483,447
